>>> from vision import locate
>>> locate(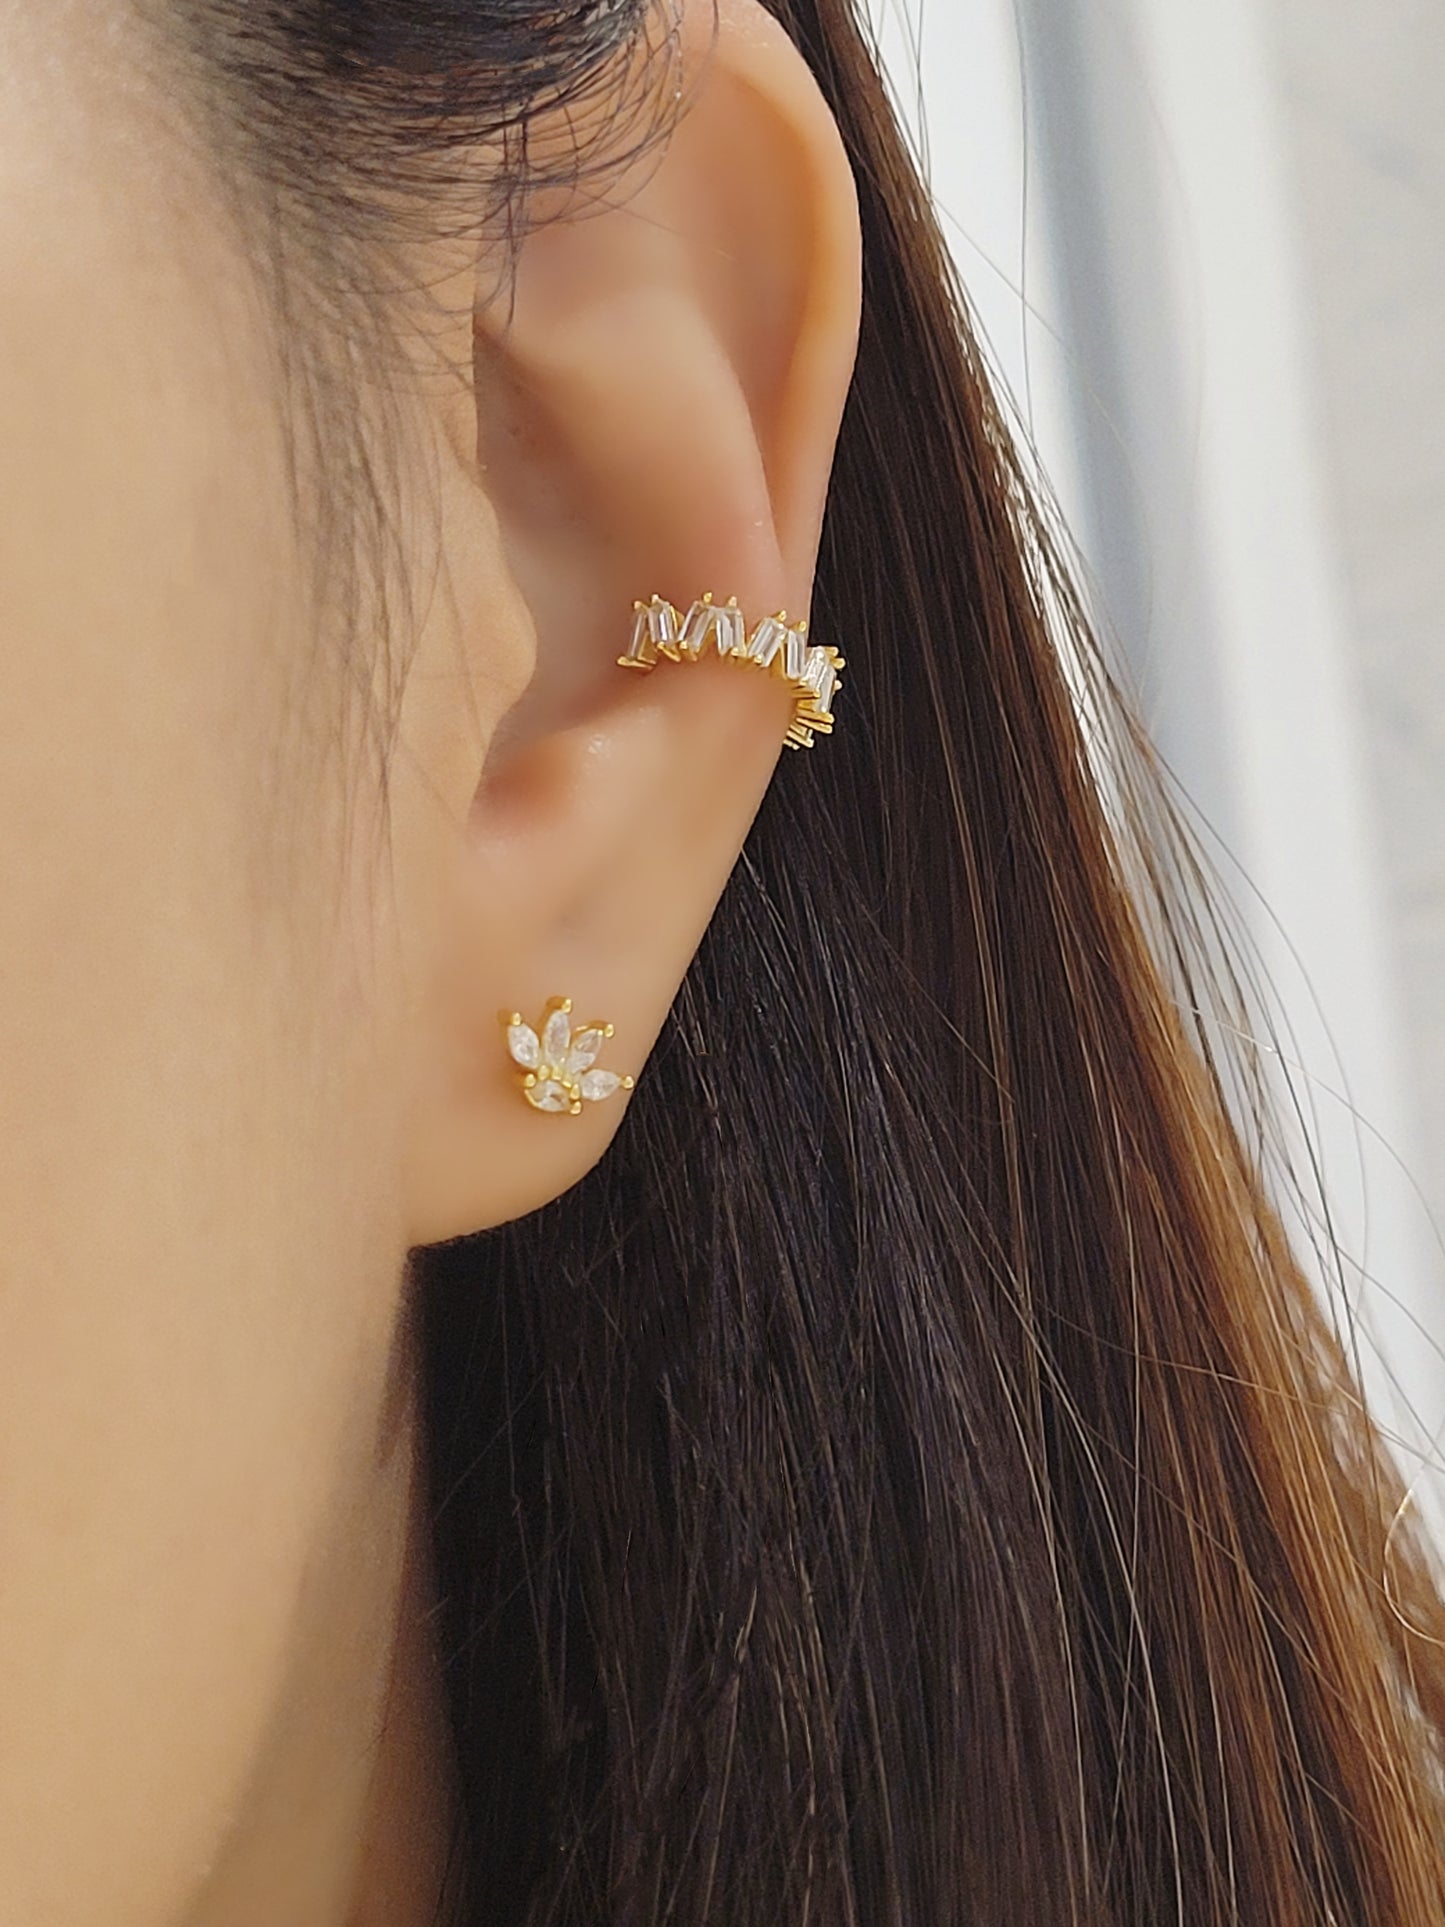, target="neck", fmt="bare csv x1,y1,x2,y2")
346,1441,458,1927
186,1301,459,1927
